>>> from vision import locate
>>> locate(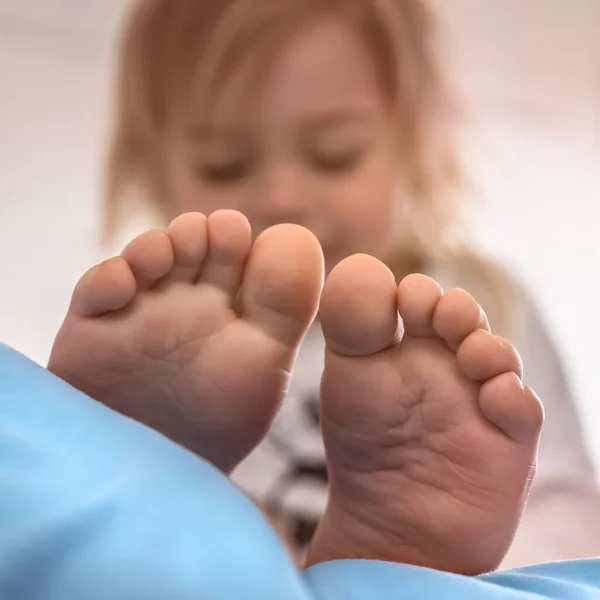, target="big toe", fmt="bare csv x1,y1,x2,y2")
240,224,324,347
320,254,399,356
